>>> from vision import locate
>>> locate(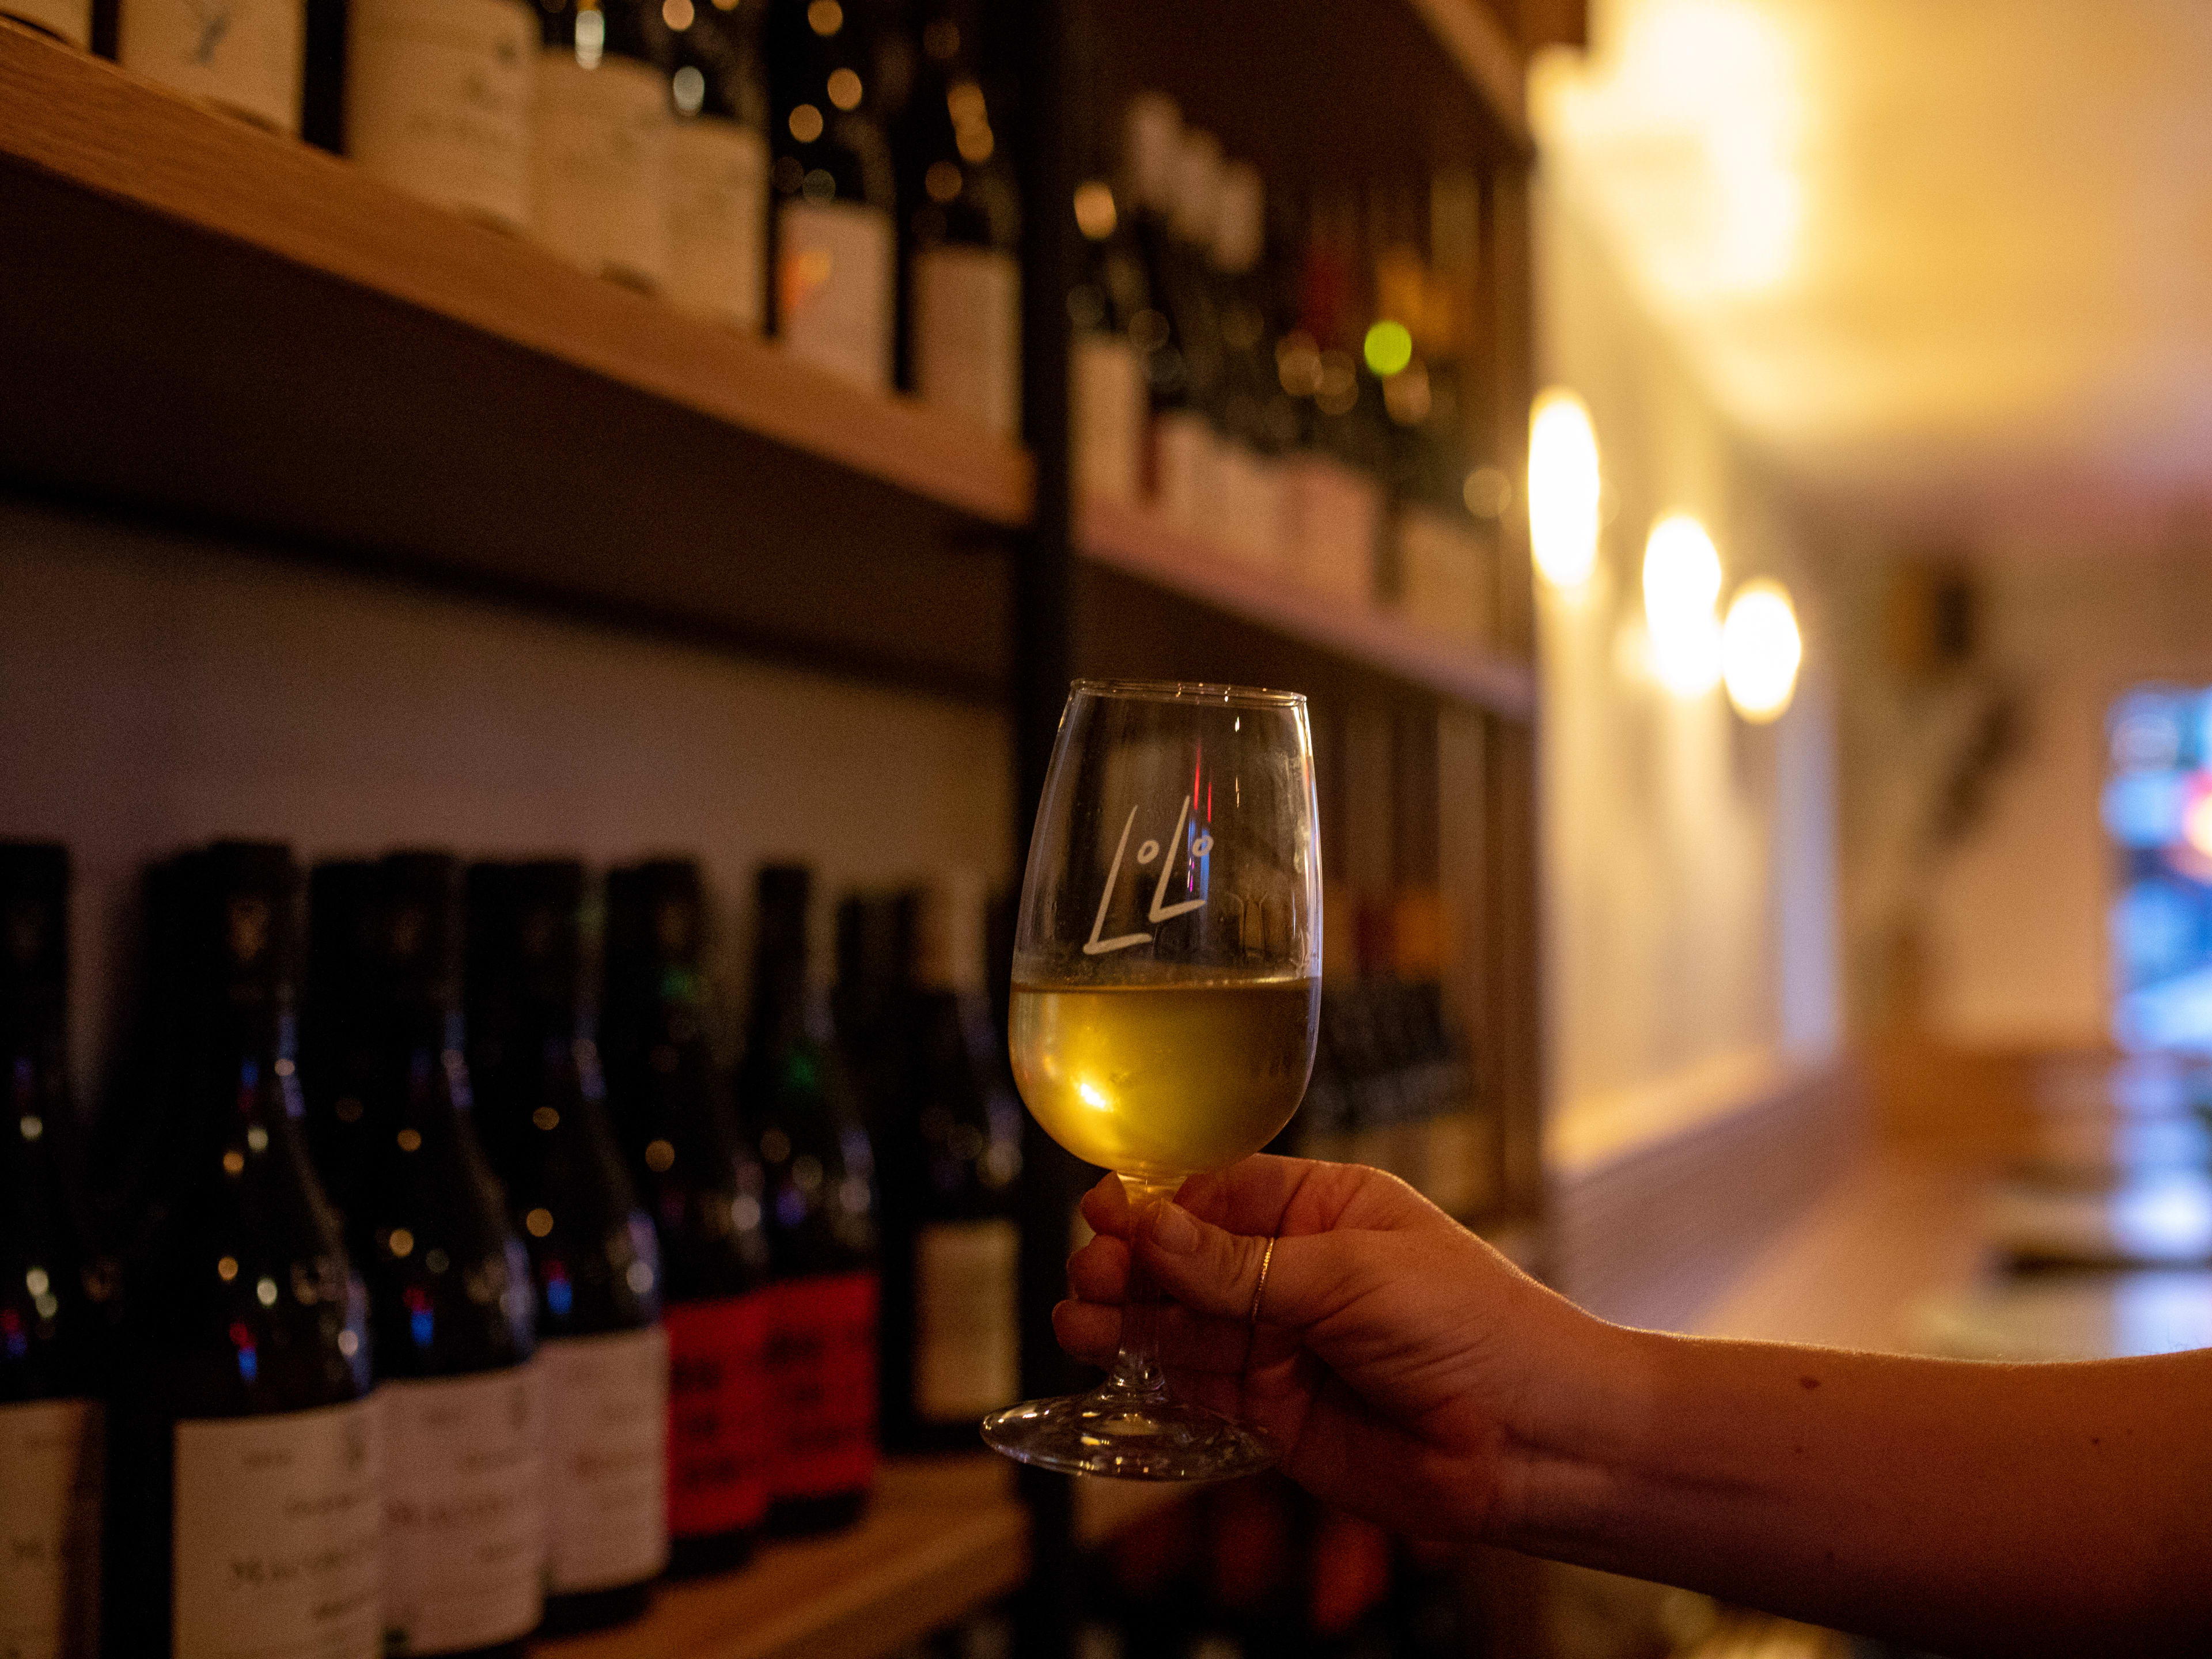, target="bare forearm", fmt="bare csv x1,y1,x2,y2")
1494,1323,2212,1654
